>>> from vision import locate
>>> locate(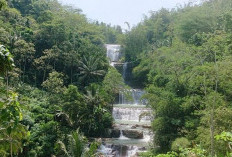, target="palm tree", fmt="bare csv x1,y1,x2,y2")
57,130,99,157
78,55,106,85
84,84,102,107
